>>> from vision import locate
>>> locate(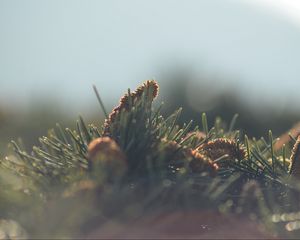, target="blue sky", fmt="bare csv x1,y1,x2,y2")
1,0,300,114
